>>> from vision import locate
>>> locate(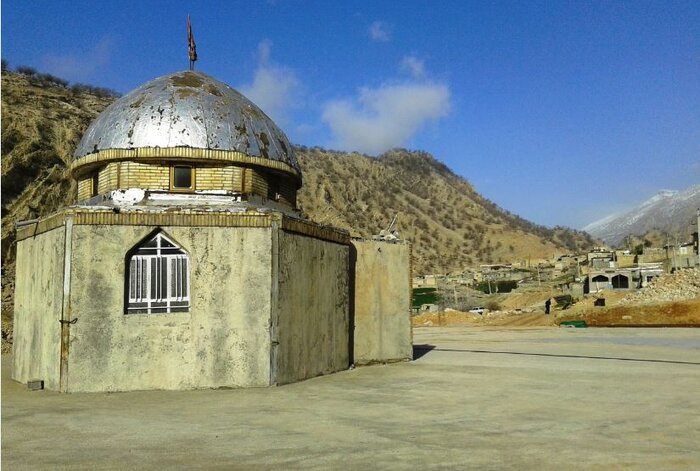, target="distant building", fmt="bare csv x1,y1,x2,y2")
587,248,615,269
553,254,577,271
665,211,700,270
666,243,700,270
637,247,665,264
614,250,636,268
585,263,663,293
413,275,438,288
